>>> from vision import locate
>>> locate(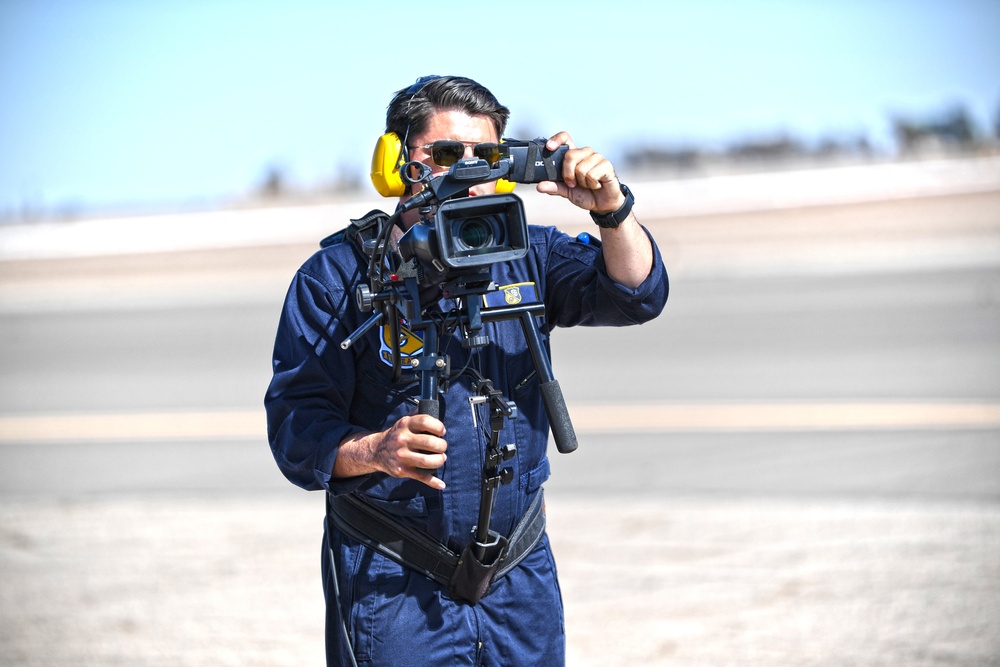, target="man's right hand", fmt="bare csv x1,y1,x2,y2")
334,413,448,490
